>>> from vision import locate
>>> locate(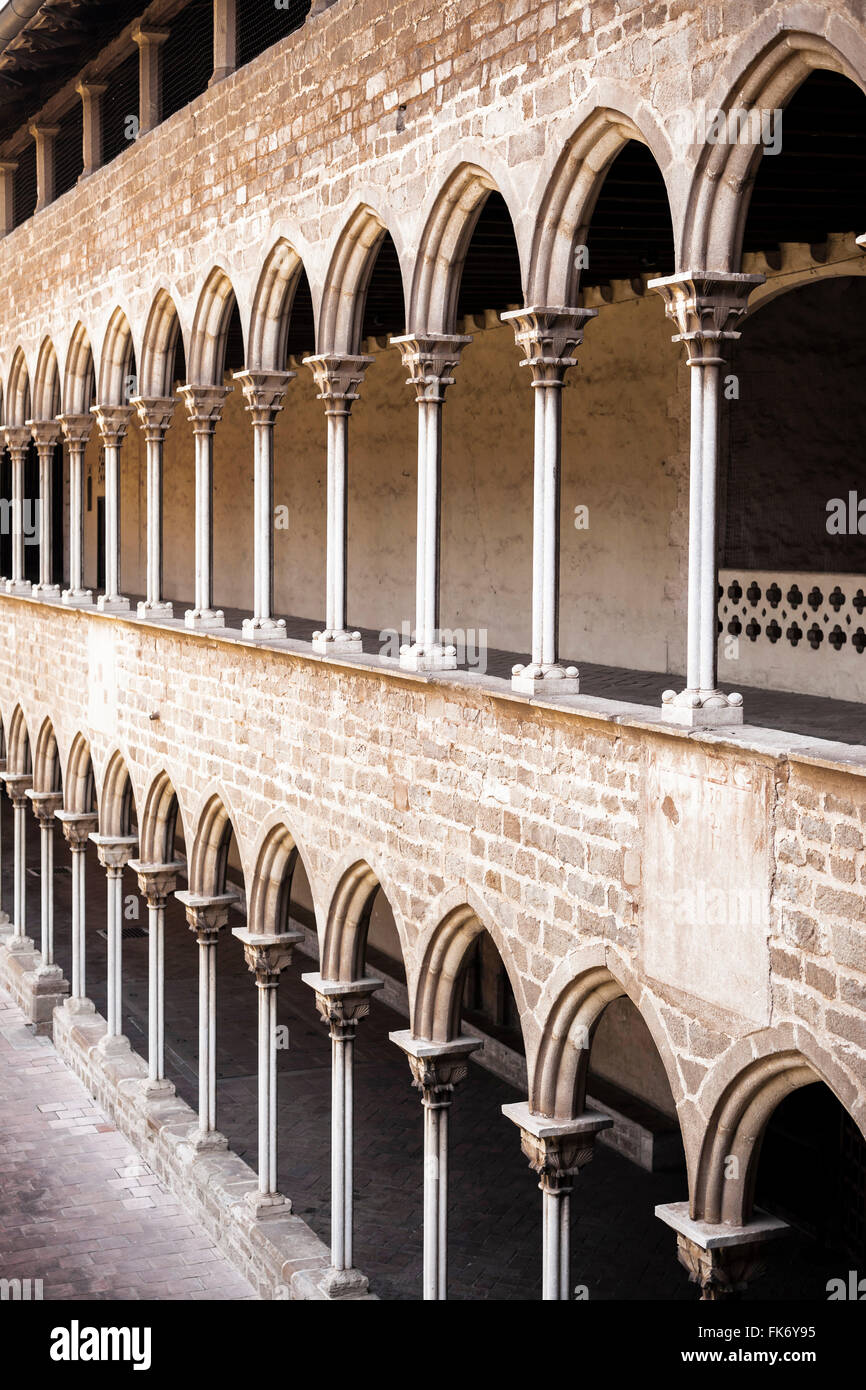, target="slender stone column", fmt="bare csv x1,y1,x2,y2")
90,834,138,1055
2,774,33,951
211,0,237,84
27,420,62,598
91,404,132,612
390,1031,482,1300
133,27,170,135
303,972,383,1294
129,859,184,1097
30,123,59,212
55,812,98,1011
656,1201,789,1300
0,161,17,237
649,271,764,726
130,396,175,618
178,385,231,629
175,890,238,1150
233,927,303,1215
25,790,64,971
0,759,9,933
501,307,597,695
502,1101,613,1300
388,334,471,671
5,426,33,596
58,414,94,606
233,369,295,641
303,354,373,653
77,81,106,178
